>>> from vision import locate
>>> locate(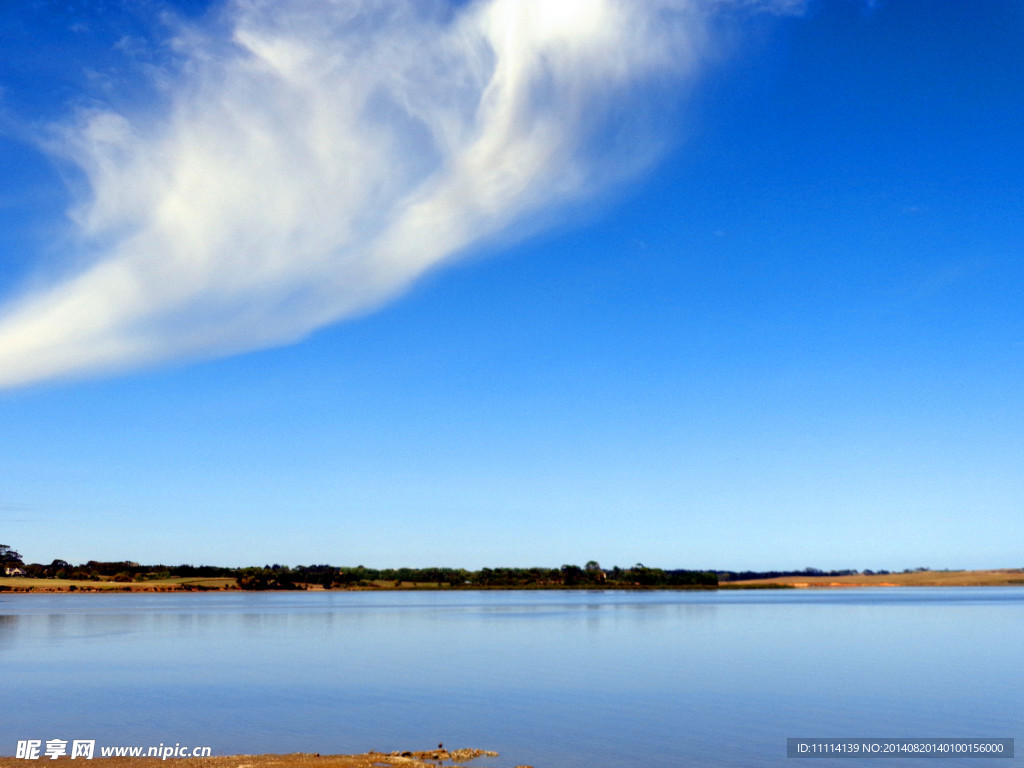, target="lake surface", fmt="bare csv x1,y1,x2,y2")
2,588,1021,767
